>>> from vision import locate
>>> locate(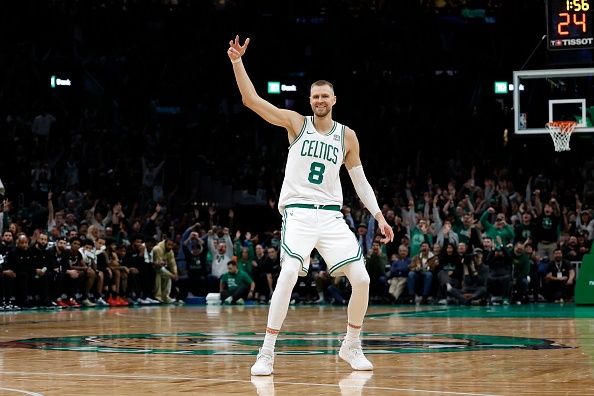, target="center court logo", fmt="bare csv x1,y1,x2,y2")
0,332,568,355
